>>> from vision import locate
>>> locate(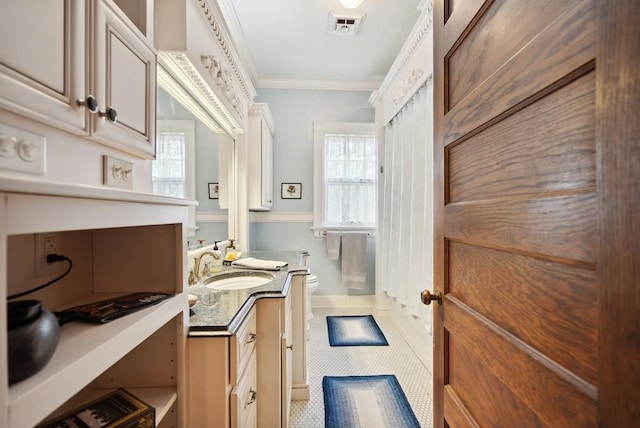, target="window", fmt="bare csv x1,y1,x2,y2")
153,132,187,197
153,120,196,236
313,122,376,232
